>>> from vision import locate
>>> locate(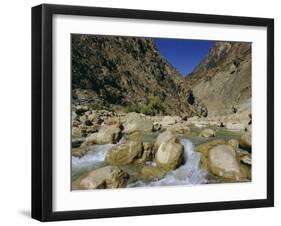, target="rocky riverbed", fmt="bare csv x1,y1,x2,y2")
71,107,252,190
